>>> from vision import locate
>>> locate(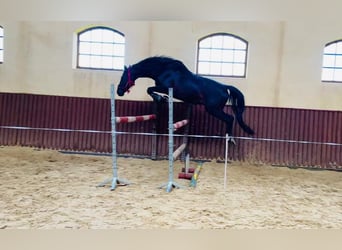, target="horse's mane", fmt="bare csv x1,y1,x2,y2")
138,56,182,64
136,56,192,74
